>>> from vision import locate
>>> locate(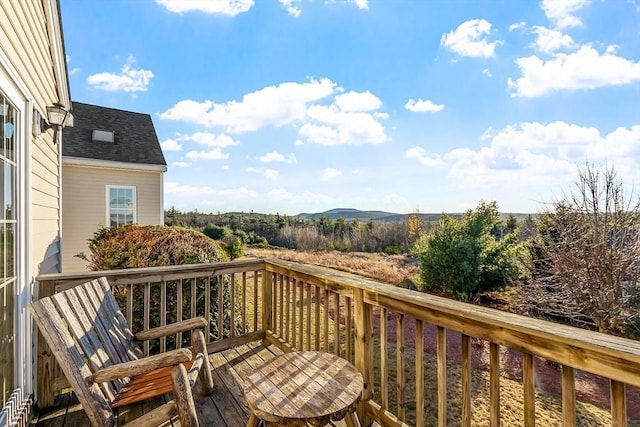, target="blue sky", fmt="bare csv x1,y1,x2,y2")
61,0,639,215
